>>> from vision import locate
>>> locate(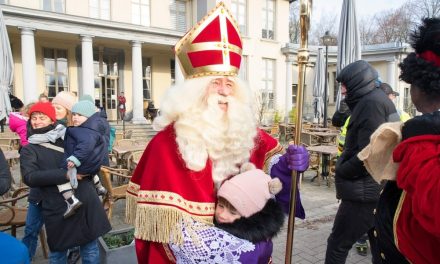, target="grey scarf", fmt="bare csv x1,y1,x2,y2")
28,124,66,144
